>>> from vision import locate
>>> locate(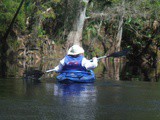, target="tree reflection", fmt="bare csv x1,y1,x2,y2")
97,58,160,82
0,57,159,82
120,62,160,82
